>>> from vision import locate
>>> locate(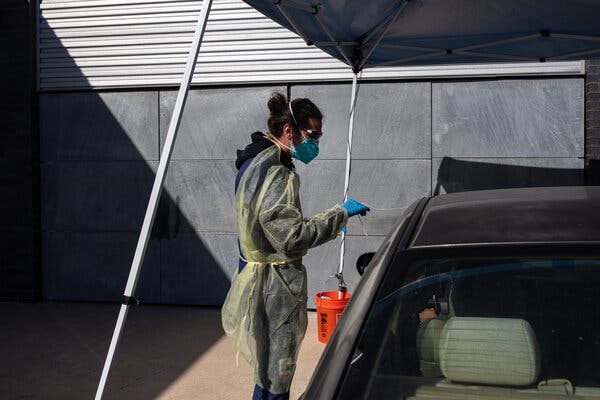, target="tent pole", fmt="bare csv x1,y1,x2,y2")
276,2,312,45
551,48,600,61
93,0,213,398
337,72,359,289
313,10,355,71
